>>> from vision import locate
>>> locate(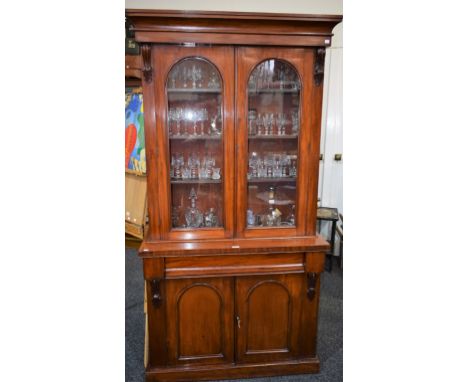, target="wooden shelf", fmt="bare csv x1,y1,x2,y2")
169,135,222,140
168,88,222,93
248,88,300,94
248,135,298,140
171,179,222,184
247,177,296,183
